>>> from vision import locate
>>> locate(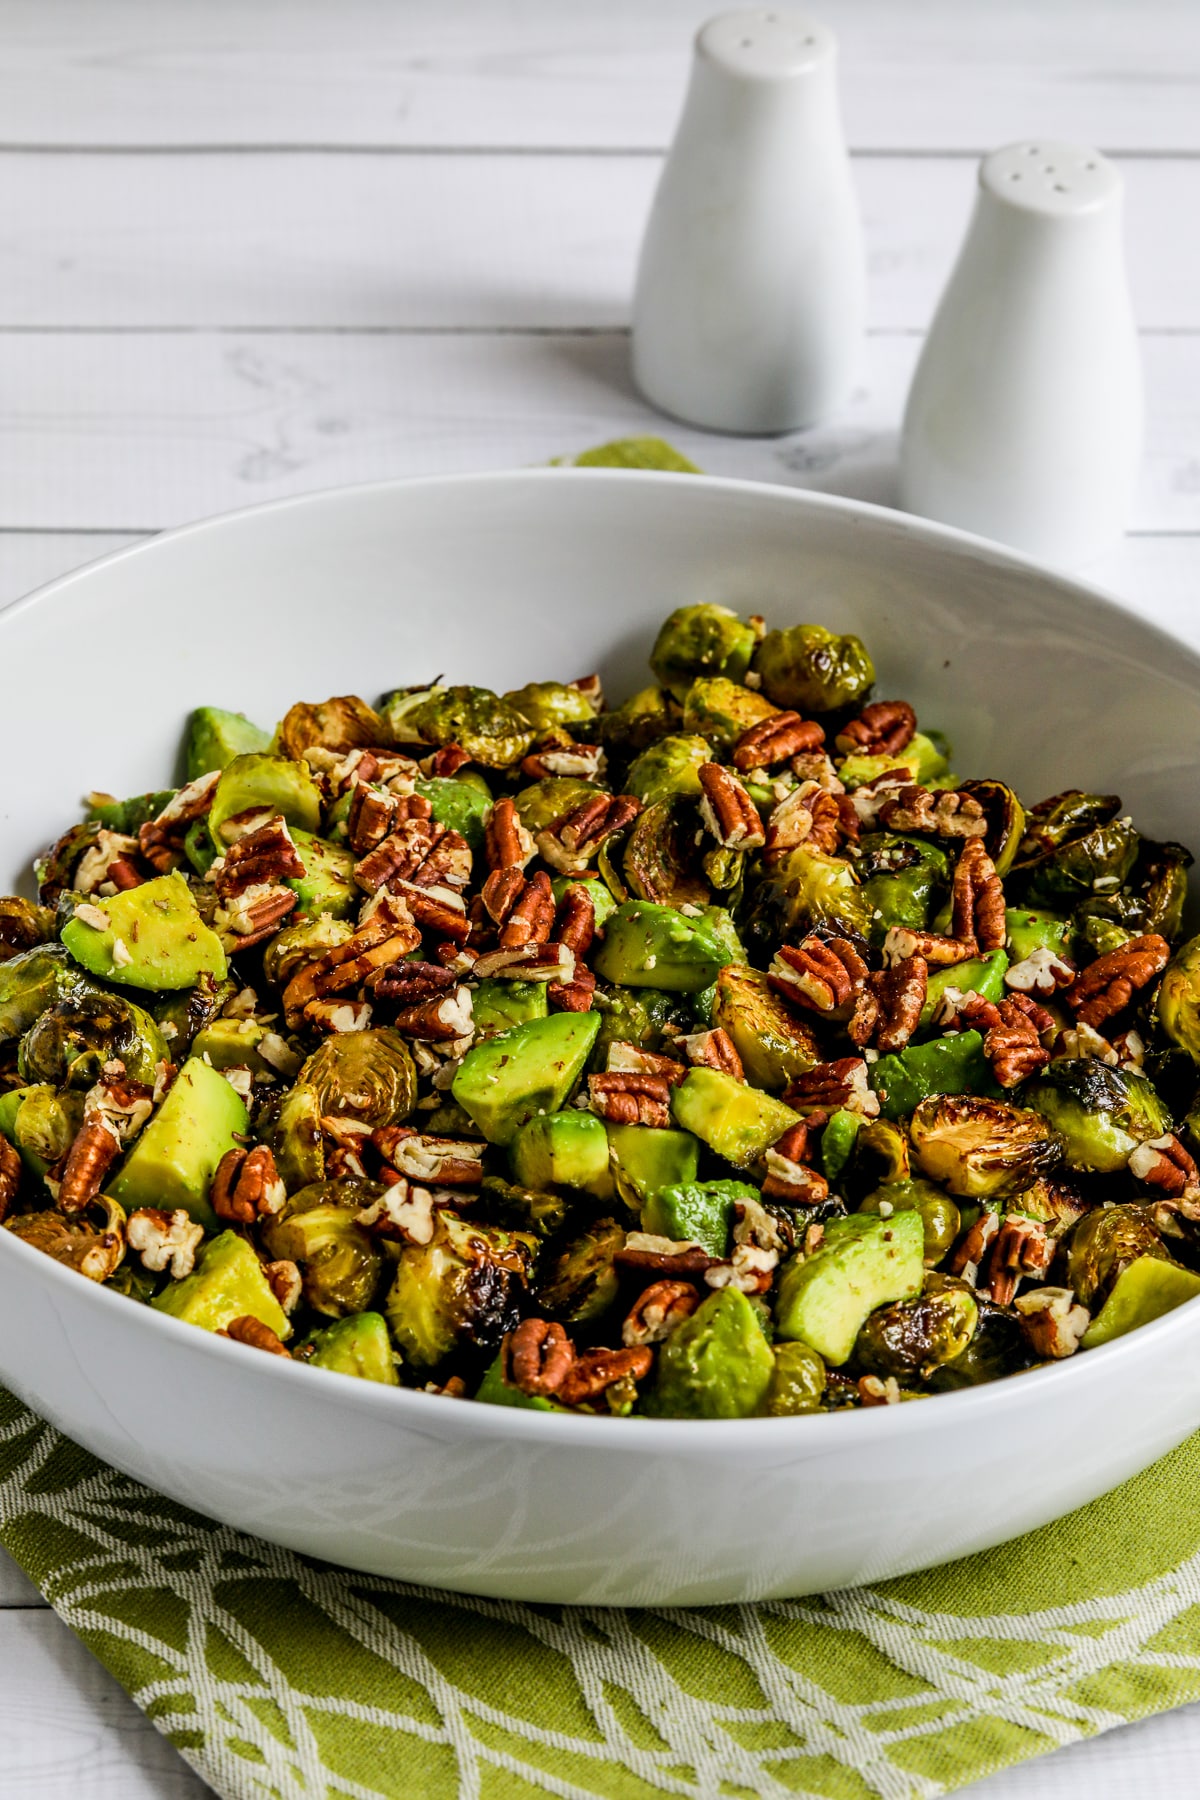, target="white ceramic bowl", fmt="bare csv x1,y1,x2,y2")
2,470,1200,1606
